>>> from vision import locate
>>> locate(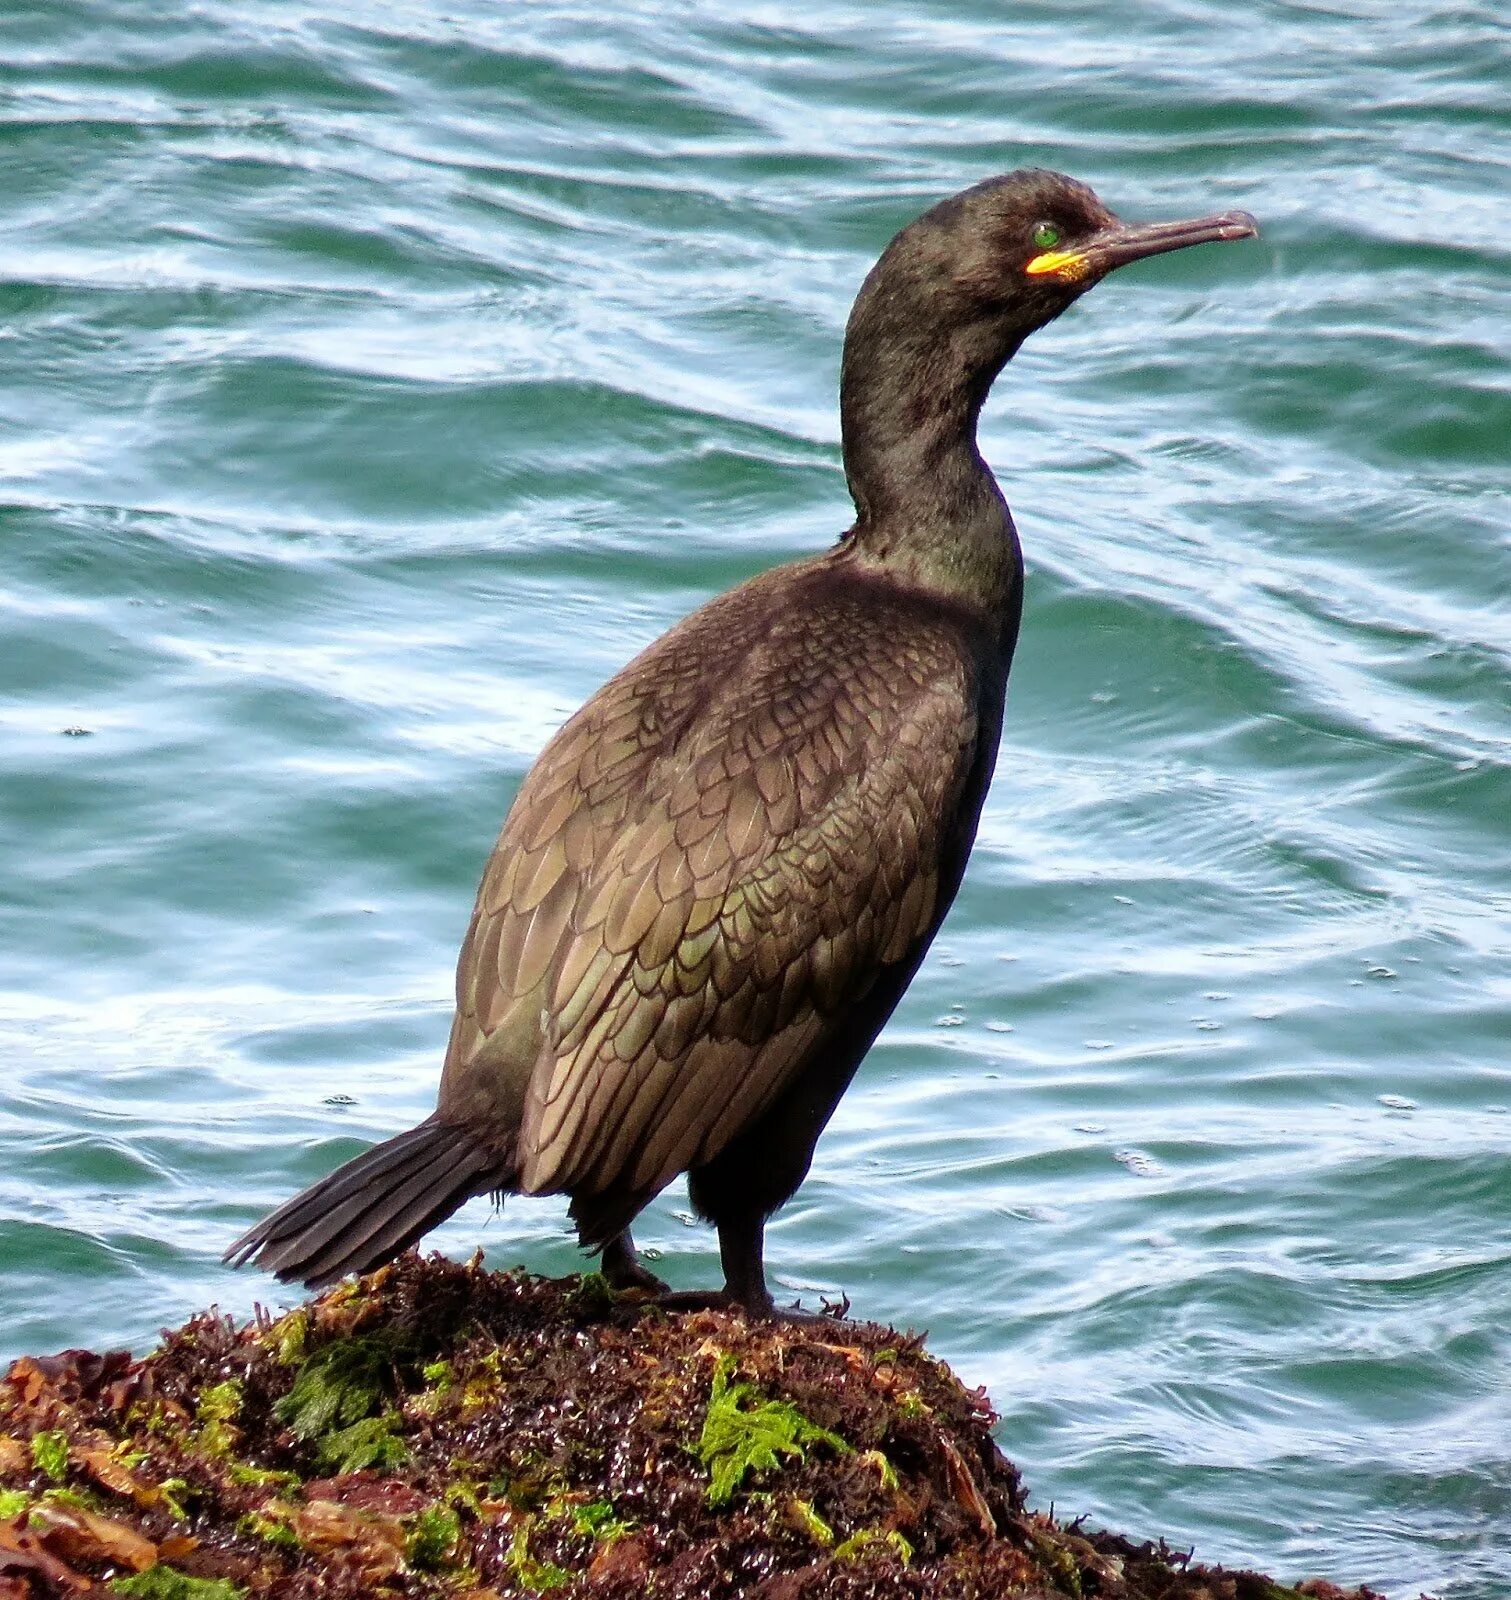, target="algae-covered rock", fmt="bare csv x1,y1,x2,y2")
0,1253,1389,1599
